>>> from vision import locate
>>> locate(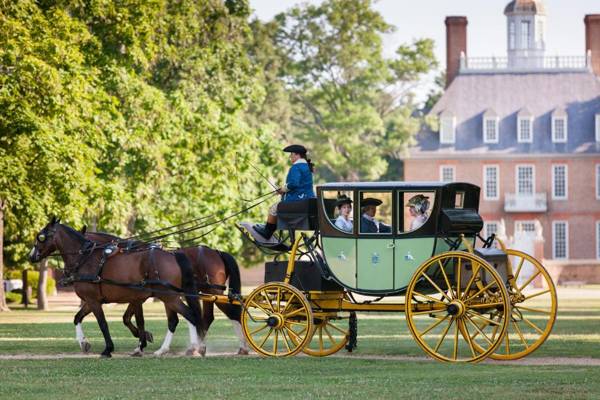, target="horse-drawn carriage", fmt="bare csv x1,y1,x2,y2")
238,181,557,362
30,181,557,363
